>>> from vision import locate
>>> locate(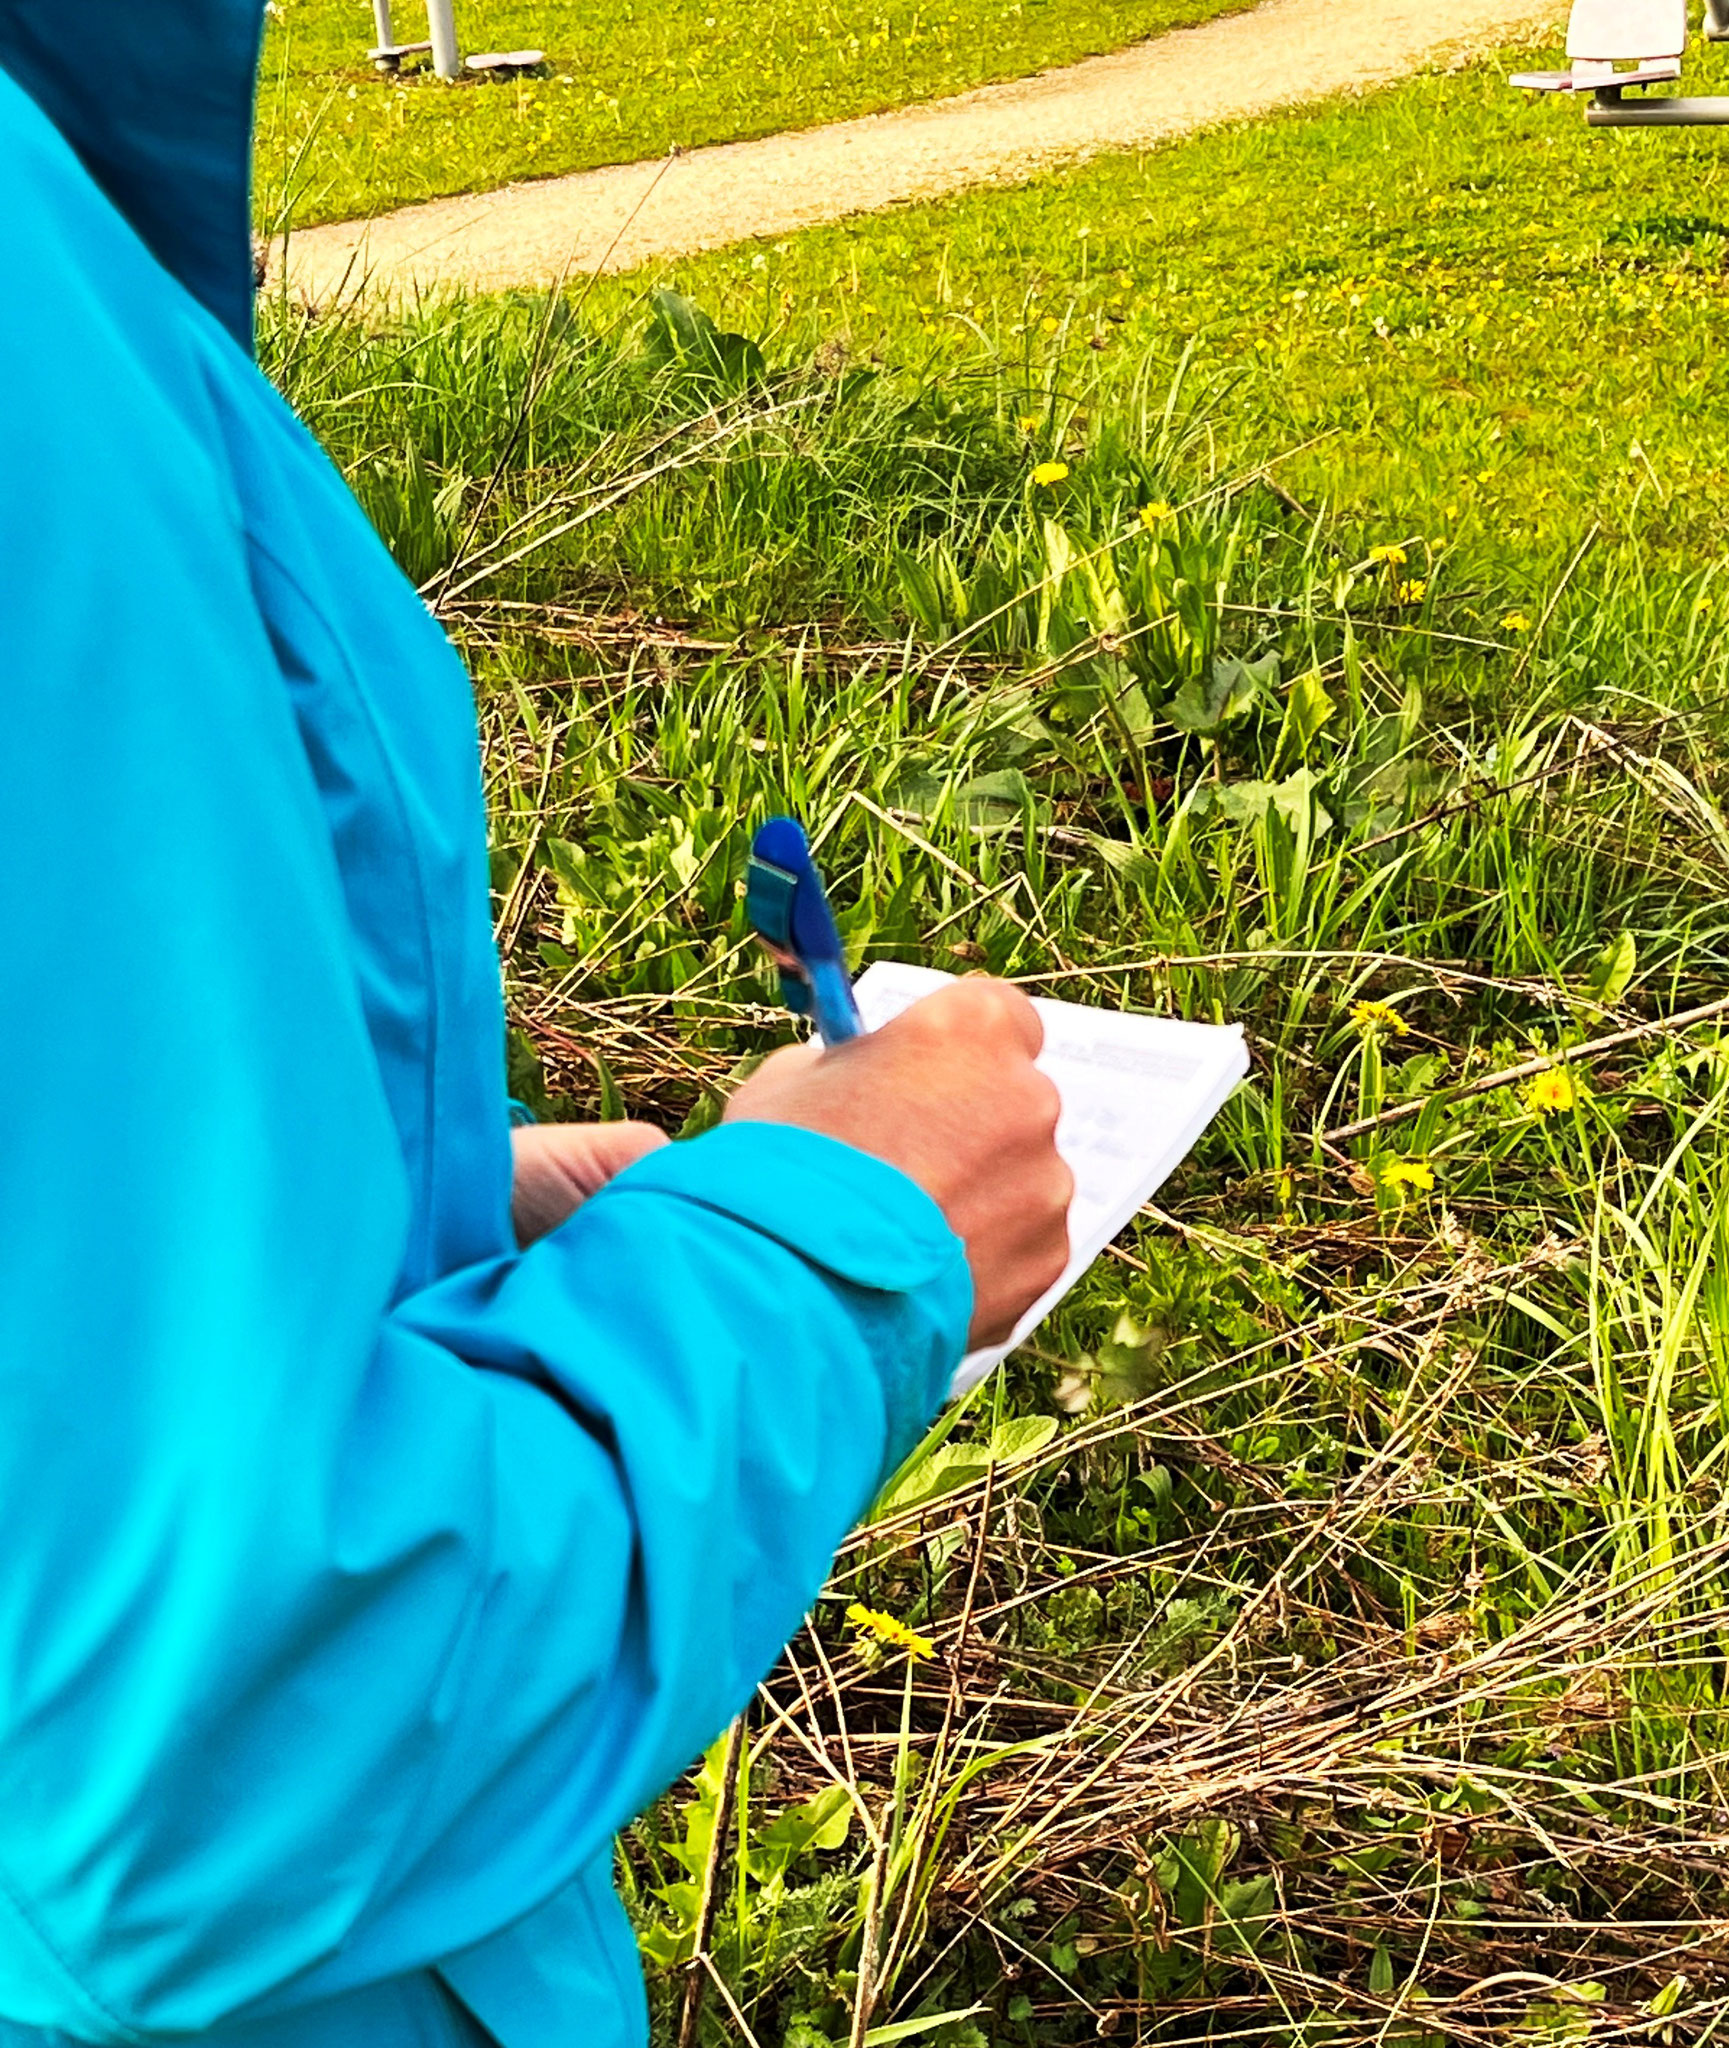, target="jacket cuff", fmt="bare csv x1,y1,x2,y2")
597,1121,971,1469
